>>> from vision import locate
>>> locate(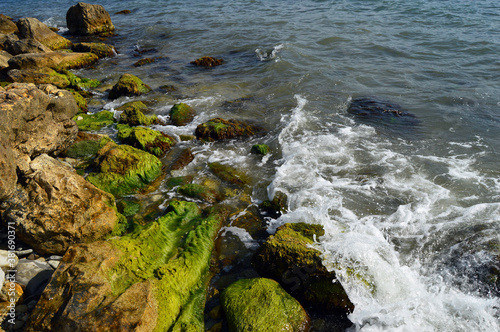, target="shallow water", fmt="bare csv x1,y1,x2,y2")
3,0,500,330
